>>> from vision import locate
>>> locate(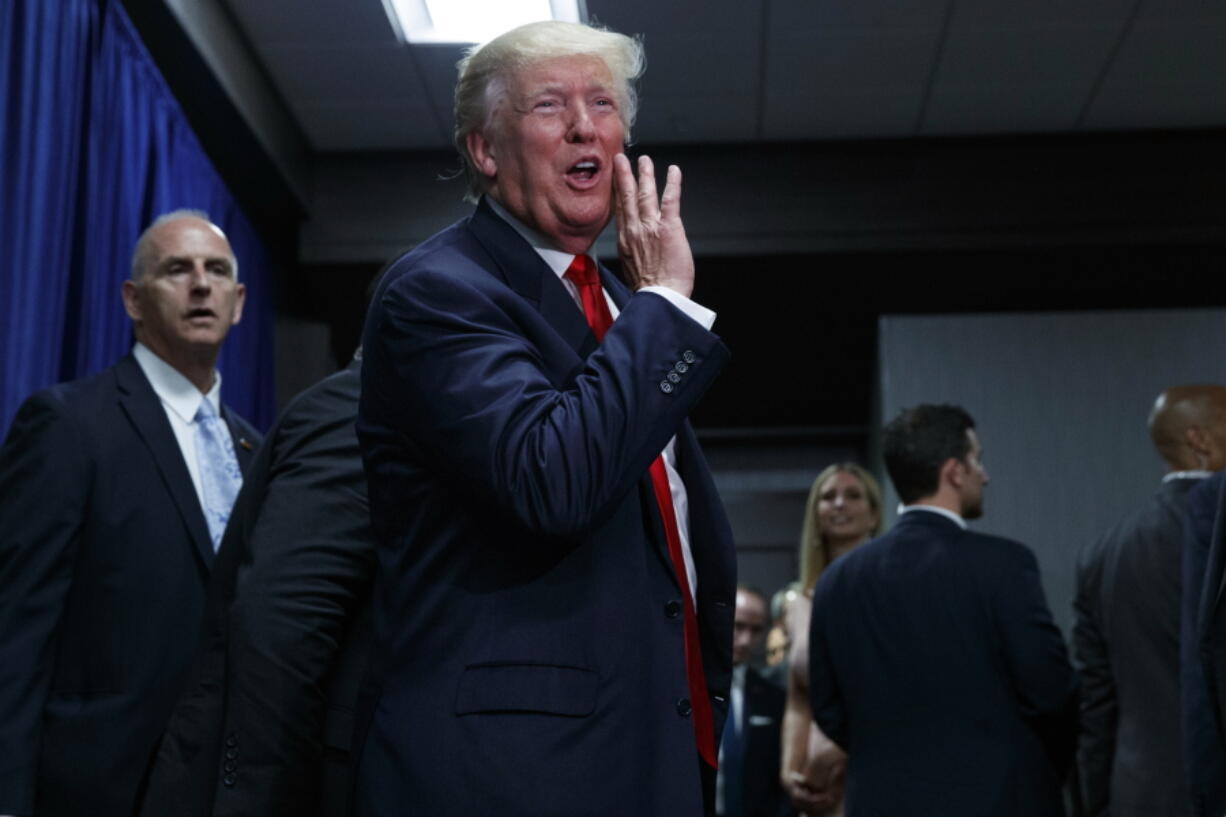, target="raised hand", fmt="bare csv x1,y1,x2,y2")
612,153,695,299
